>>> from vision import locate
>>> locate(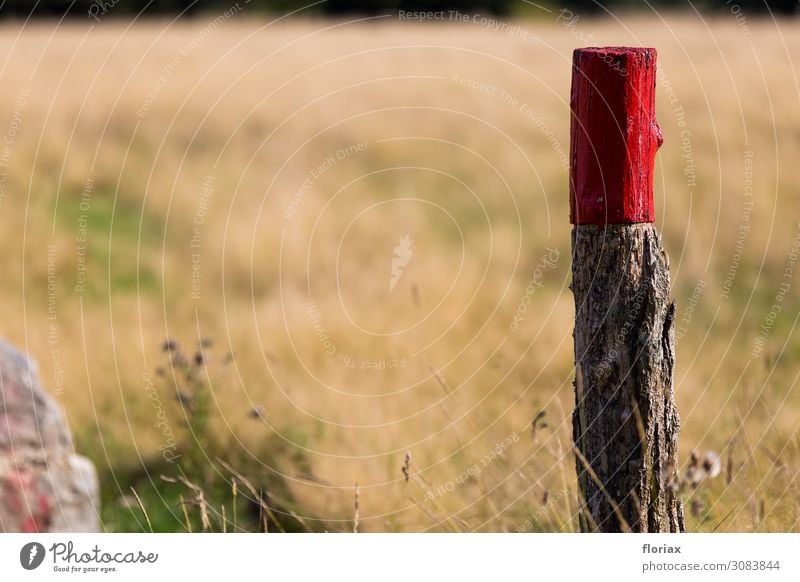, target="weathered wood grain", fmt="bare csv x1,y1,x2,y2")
571,223,683,532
